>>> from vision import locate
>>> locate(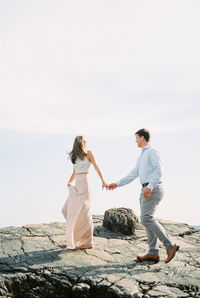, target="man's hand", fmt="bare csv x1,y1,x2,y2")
143,188,152,199
108,183,117,190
